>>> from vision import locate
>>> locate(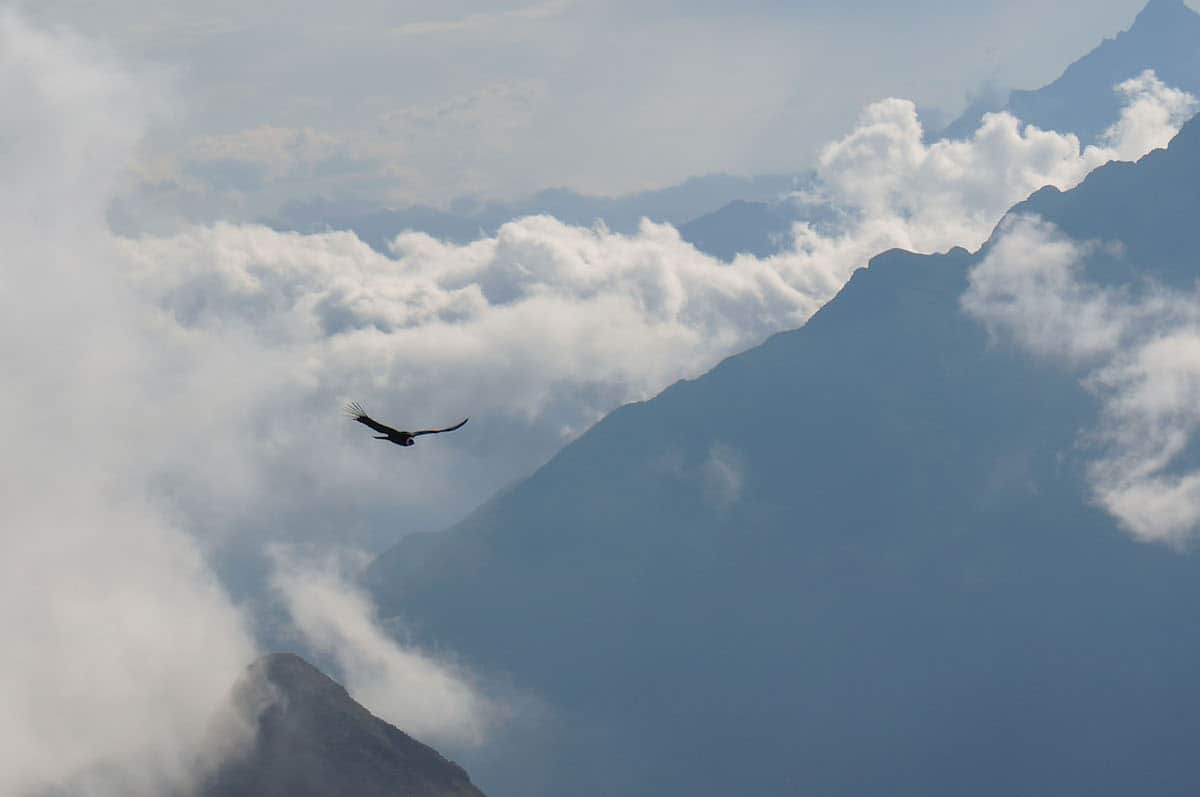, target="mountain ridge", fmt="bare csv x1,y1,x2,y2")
365,116,1200,797
690,0,1200,262
939,0,1200,142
